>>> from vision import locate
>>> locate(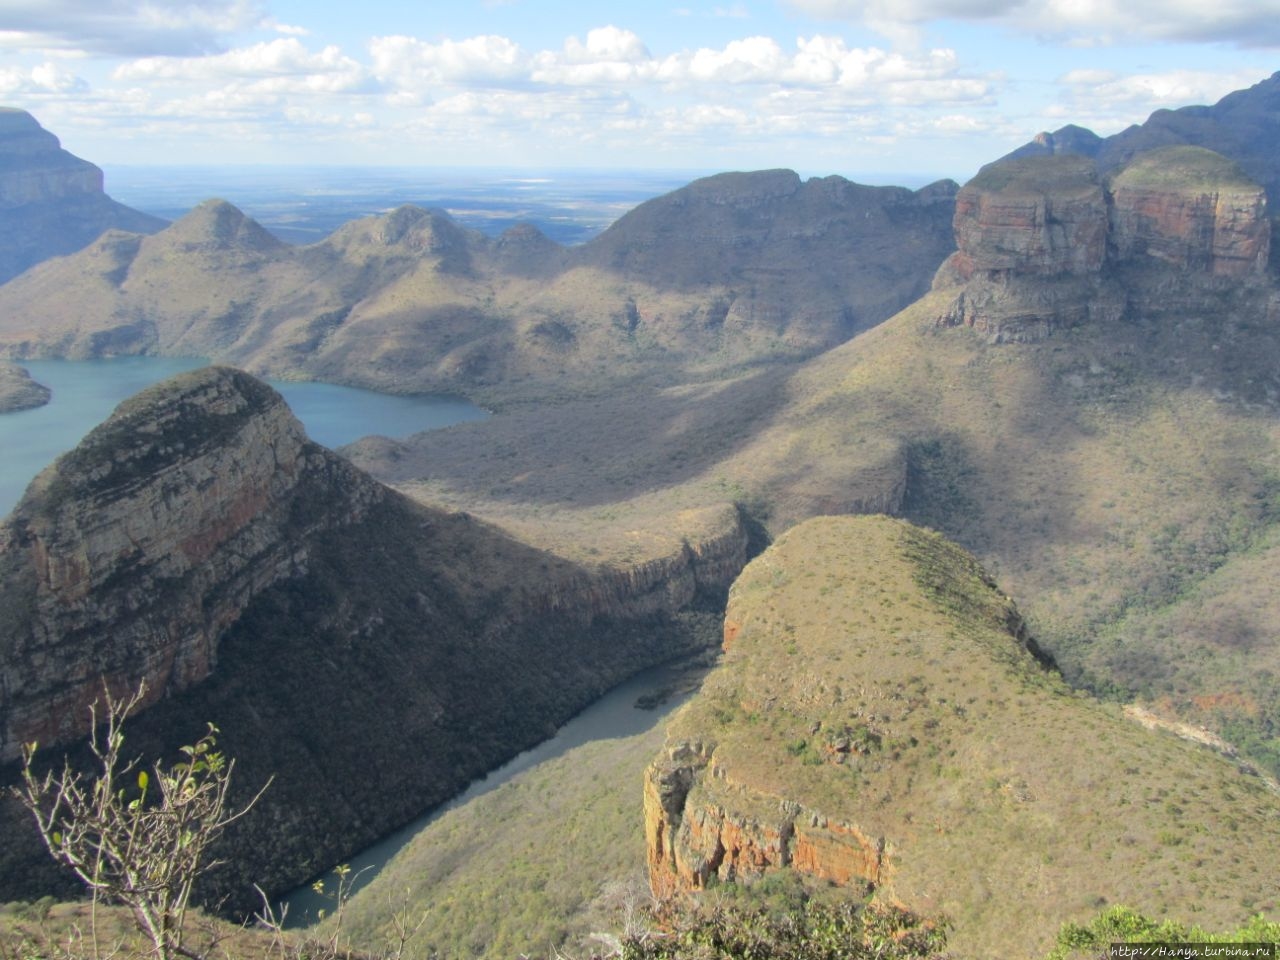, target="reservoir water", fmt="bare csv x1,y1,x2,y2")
281,660,702,925
0,358,487,516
